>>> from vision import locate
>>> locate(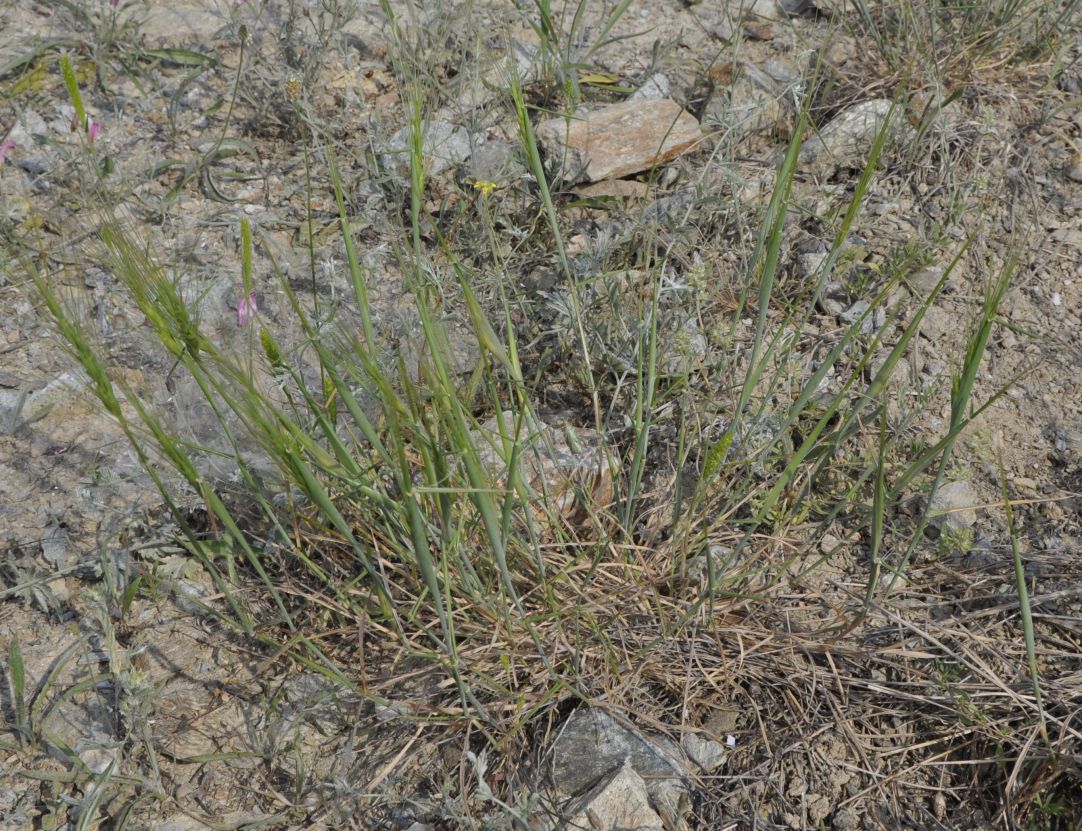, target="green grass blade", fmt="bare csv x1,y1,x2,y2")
7,638,27,745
